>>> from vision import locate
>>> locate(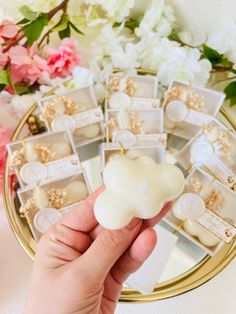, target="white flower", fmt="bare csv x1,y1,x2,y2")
87,0,135,22
89,61,113,102
0,91,13,104
111,42,140,70
138,37,211,86
90,23,135,70
207,22,236,63
38,72,69,95
67,66,94,90
135,0,175,39
30,0,62,13
10,92,43,119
